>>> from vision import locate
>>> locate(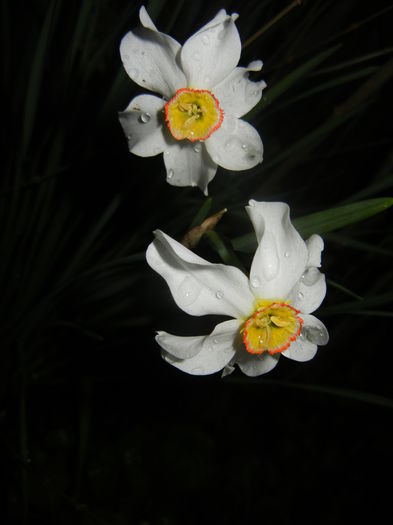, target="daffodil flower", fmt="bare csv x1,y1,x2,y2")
146,201,328,377
119,7,265,194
